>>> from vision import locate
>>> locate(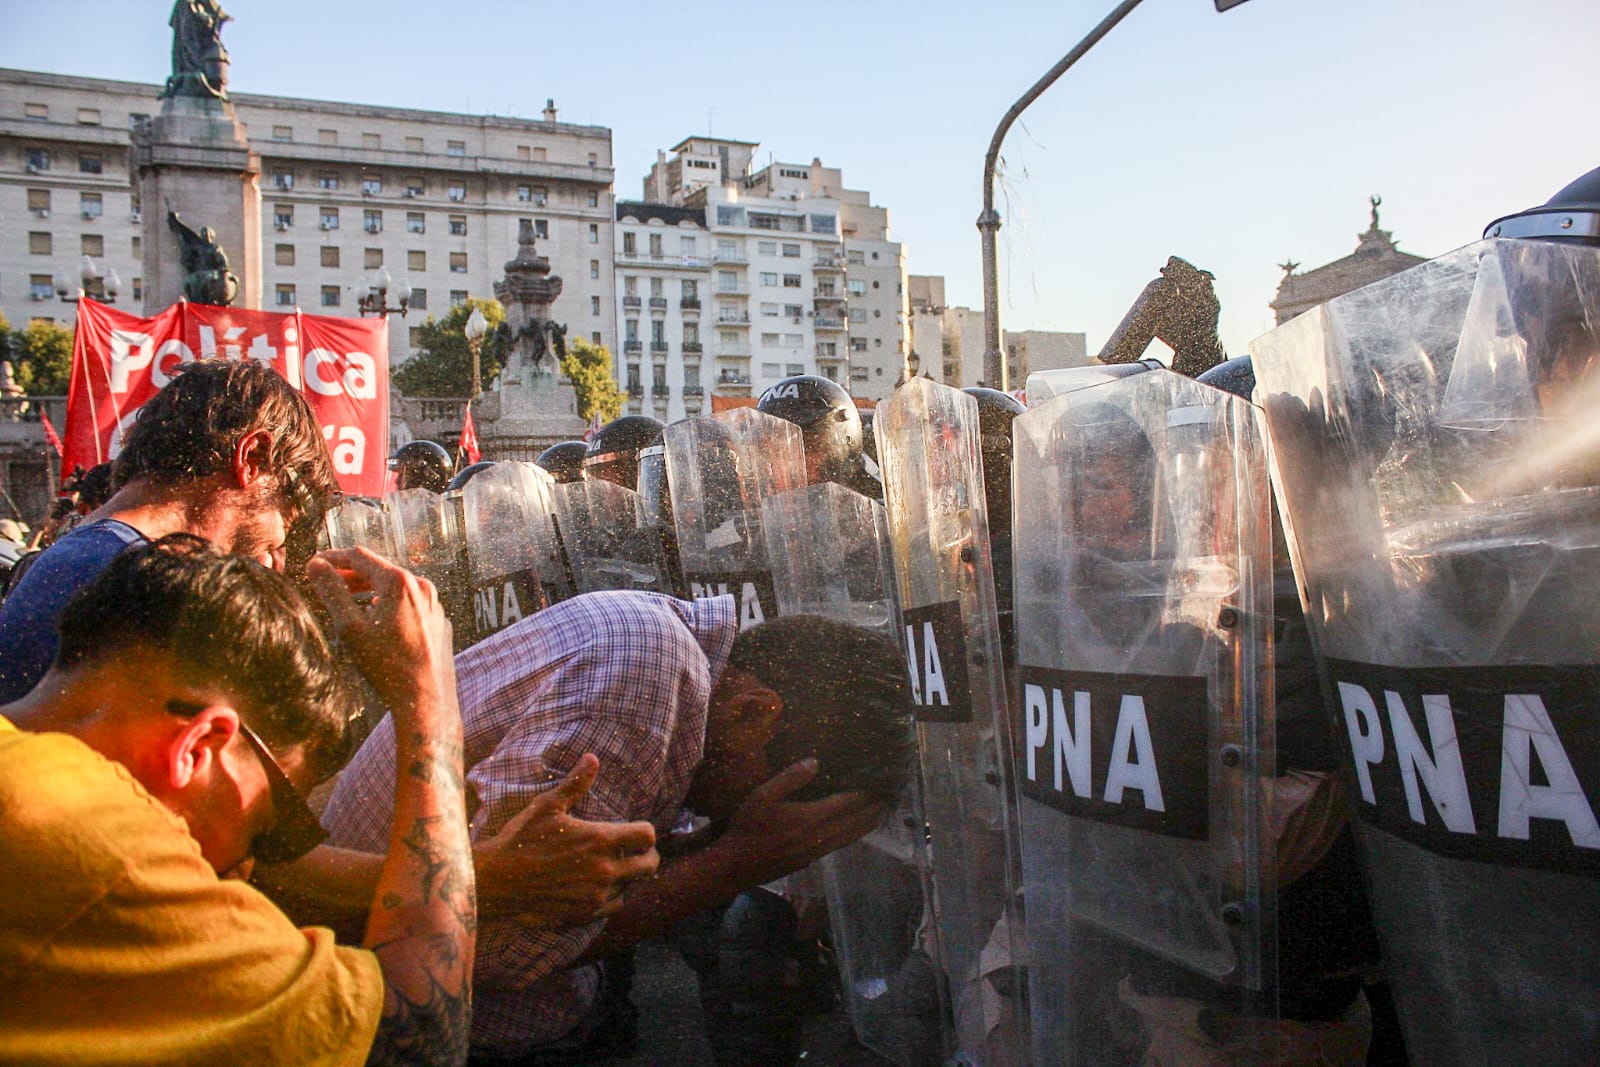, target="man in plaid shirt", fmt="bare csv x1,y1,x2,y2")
321,588,911,1060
